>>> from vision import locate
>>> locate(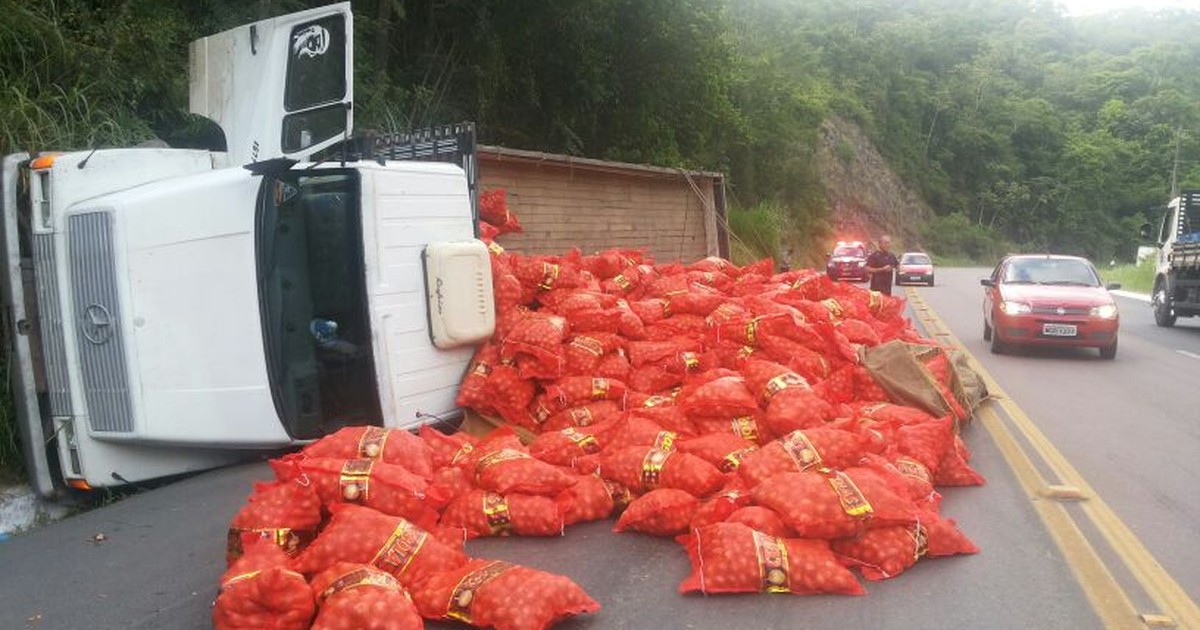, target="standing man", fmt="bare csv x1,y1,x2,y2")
865,235,899,295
